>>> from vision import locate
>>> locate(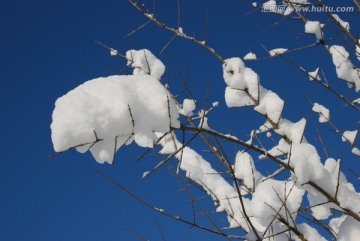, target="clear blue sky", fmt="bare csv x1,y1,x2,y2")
1,0,359,240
